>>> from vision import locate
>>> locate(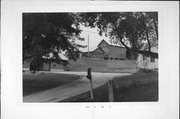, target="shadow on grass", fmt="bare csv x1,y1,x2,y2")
23,73,80,96
61,72,158,102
